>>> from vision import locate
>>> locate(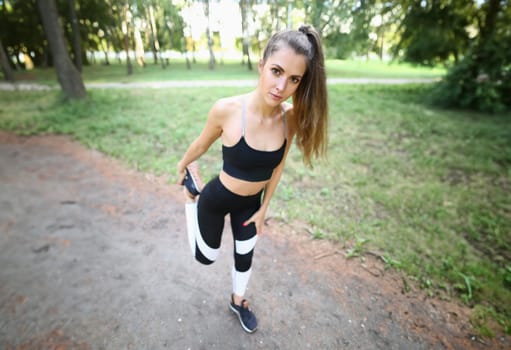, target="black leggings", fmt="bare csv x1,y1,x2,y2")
185,176,262,296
